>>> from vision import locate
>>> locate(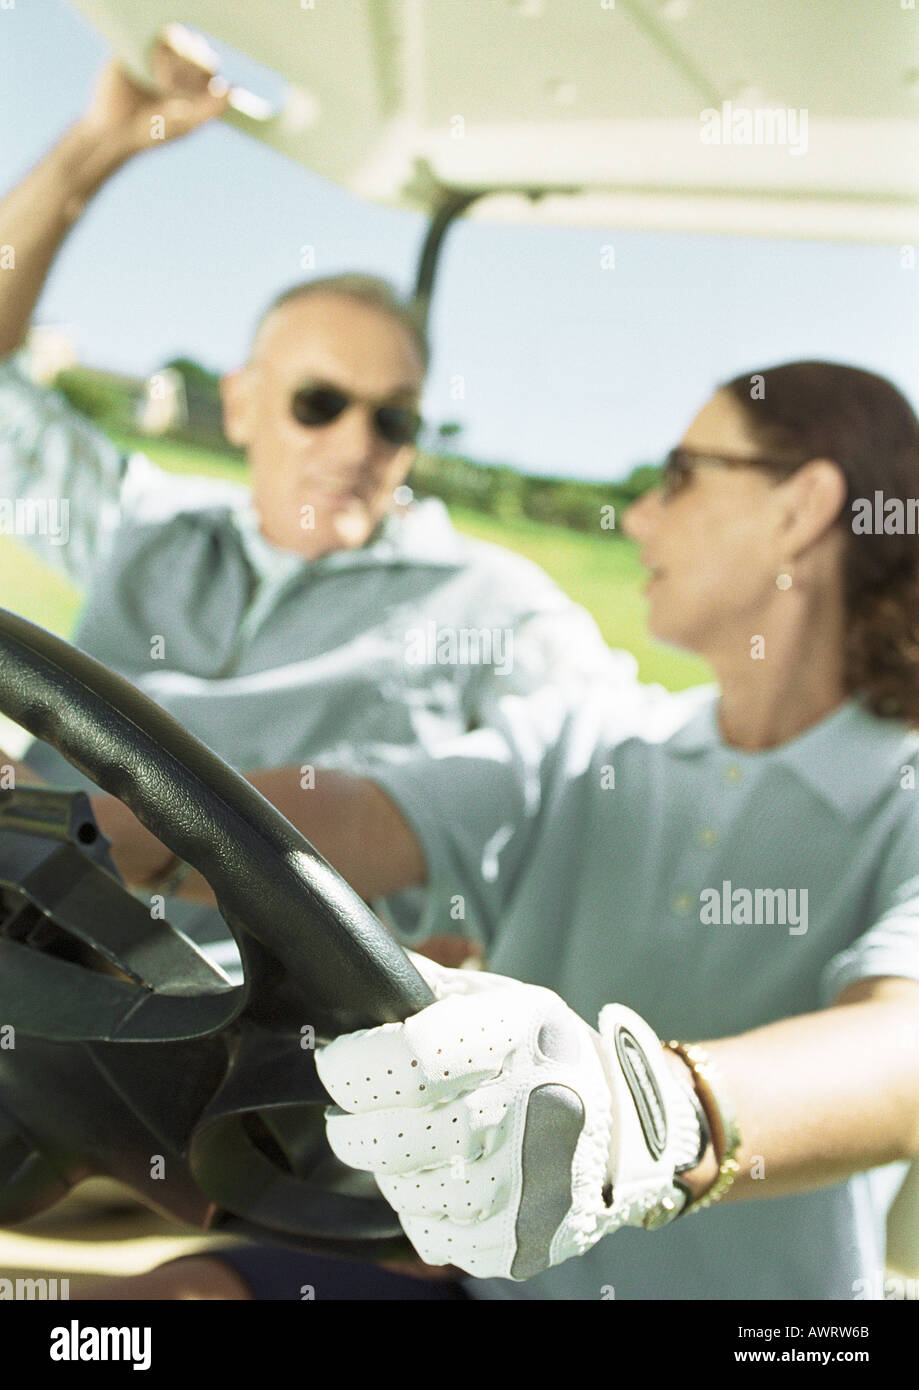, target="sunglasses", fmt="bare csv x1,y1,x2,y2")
290,383,422,448
660,446,807,500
